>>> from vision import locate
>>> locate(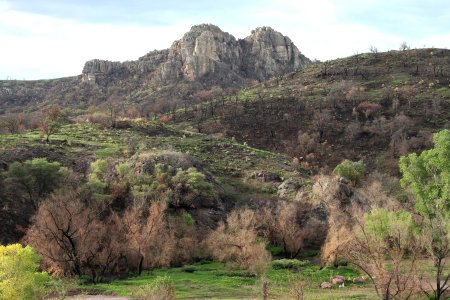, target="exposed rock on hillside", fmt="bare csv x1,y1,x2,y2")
82,24,310,86
242,26,309,80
